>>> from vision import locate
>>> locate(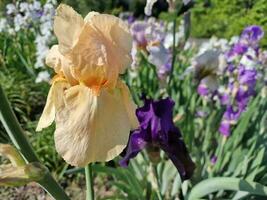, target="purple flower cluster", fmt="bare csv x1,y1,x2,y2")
218,26,264,137
120,97,195,180
193,26,264,137
130,18,173,78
